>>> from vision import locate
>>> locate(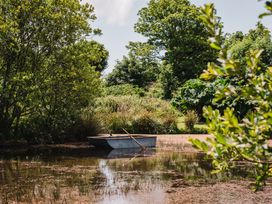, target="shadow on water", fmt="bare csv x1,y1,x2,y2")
0,146,251,204
0,146,153,160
